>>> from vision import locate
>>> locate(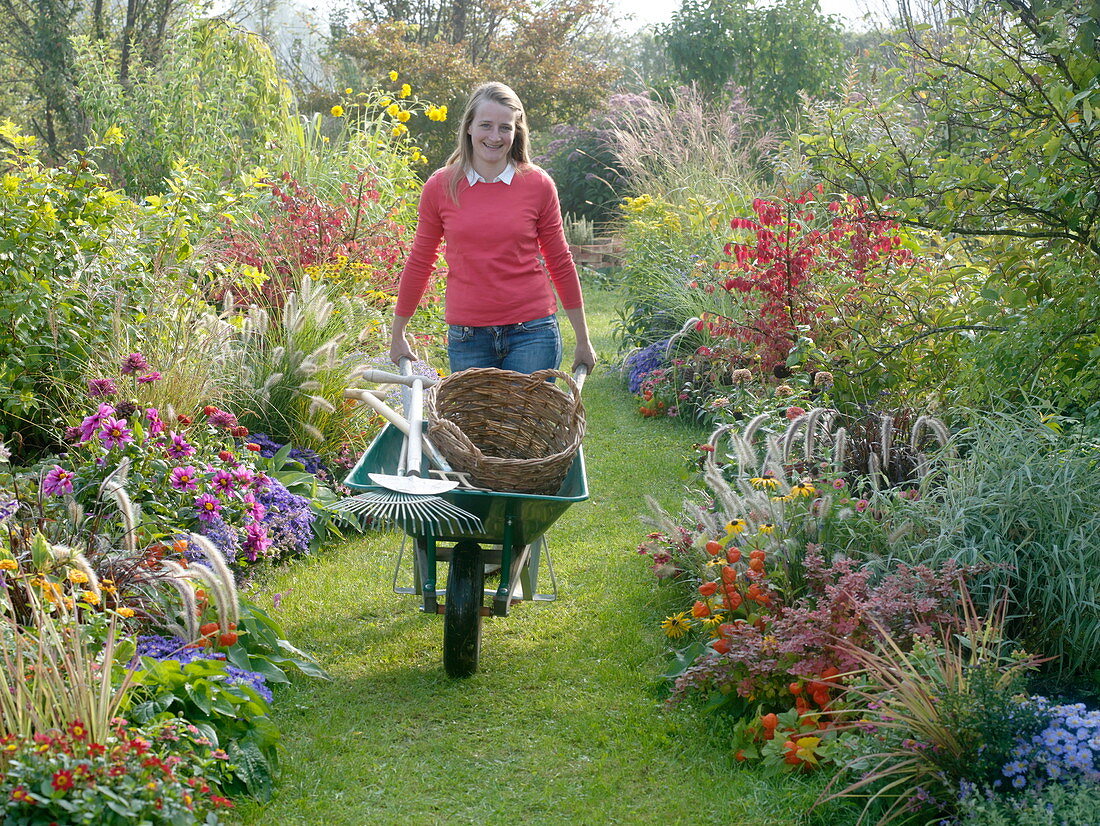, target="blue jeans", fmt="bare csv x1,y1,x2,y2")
447,315,562,374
